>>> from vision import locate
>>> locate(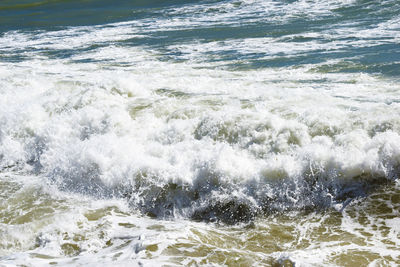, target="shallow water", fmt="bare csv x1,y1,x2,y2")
0,0,399,266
